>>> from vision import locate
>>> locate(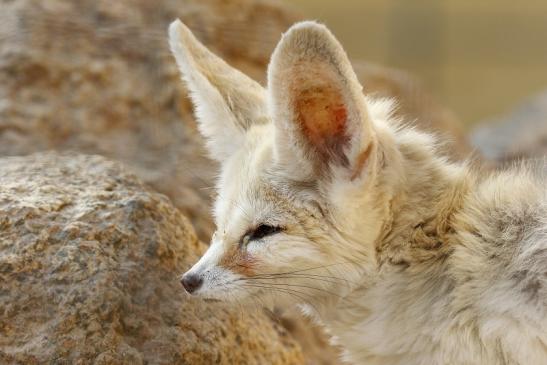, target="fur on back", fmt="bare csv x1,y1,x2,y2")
168,19,547,365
